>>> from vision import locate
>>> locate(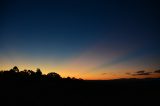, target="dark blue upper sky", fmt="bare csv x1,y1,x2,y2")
0,0,160,79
